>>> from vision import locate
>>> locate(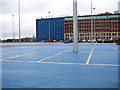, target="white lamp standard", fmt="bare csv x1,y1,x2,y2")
12,15,15,42
93,8,96,41
91,0,93,43
18,0,21,44
48,11,50,40
73,0,78,52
